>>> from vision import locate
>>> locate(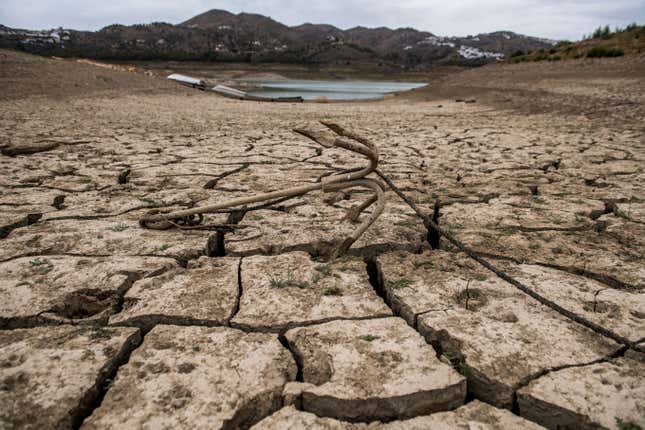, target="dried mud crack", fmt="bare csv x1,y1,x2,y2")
1,49,643,430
